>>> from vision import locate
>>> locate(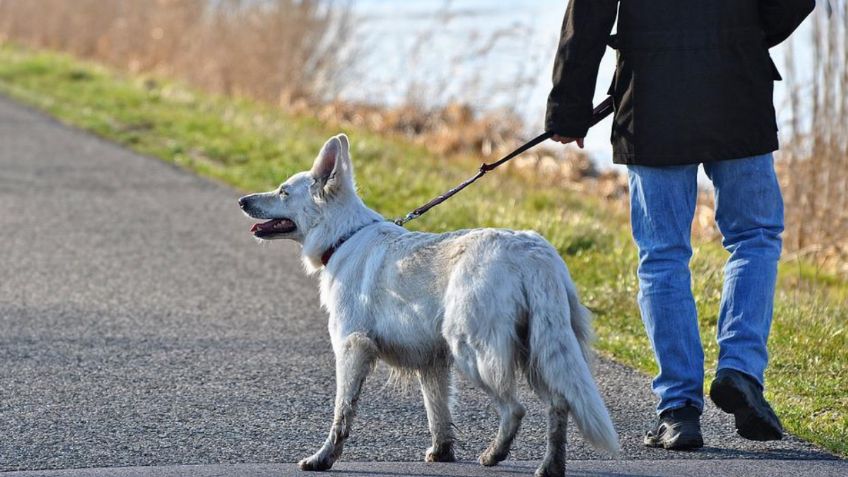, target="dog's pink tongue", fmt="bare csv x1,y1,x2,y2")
251,220,276,233
251,218,295,235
